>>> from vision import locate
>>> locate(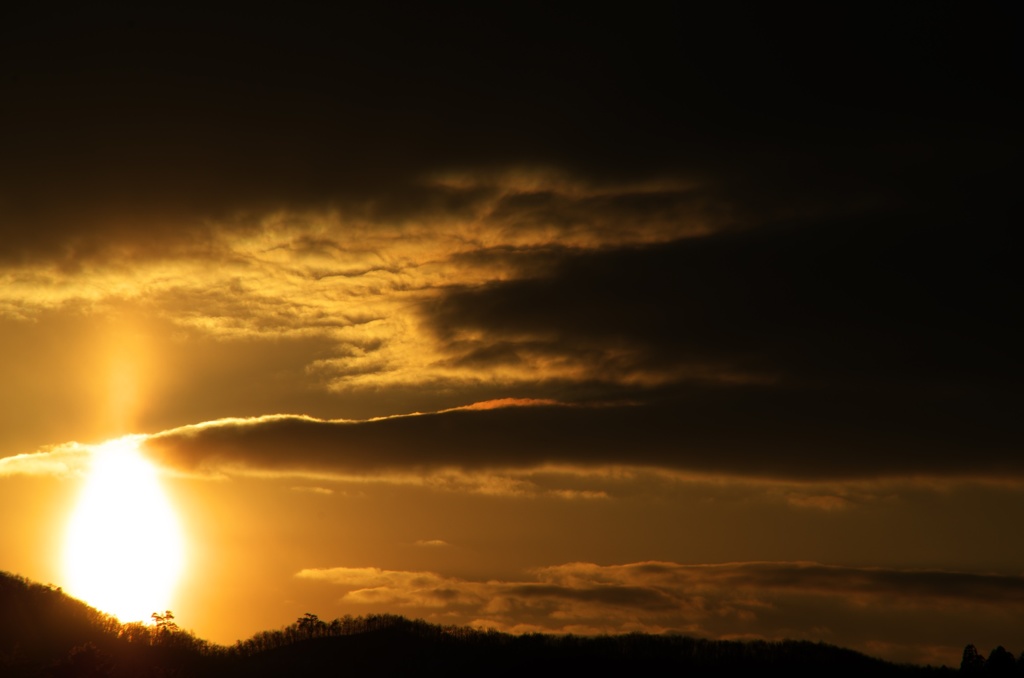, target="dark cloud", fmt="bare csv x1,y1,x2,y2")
429,213,1020,389
483,185,713,239
529,561,1024,607
422,196,1021,471
0,5,687,253
143,381,1020,480
504,583,679,610
665,562,1024,605
1,4,1017,262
